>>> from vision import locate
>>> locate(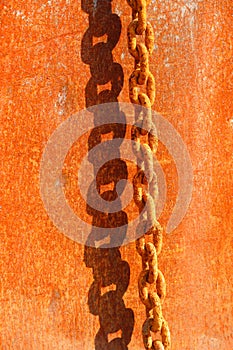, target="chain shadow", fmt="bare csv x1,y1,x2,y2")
81,0,134,348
